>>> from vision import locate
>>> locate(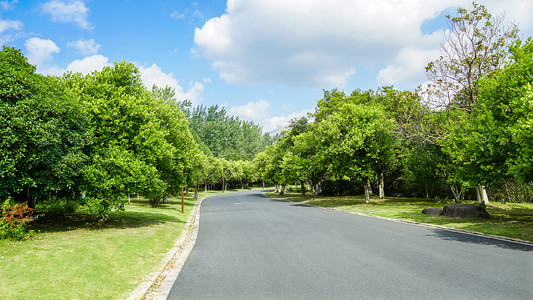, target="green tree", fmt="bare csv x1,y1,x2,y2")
443,38,533,193
65,62,194,215
314,103,398,203
0,46,88,208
